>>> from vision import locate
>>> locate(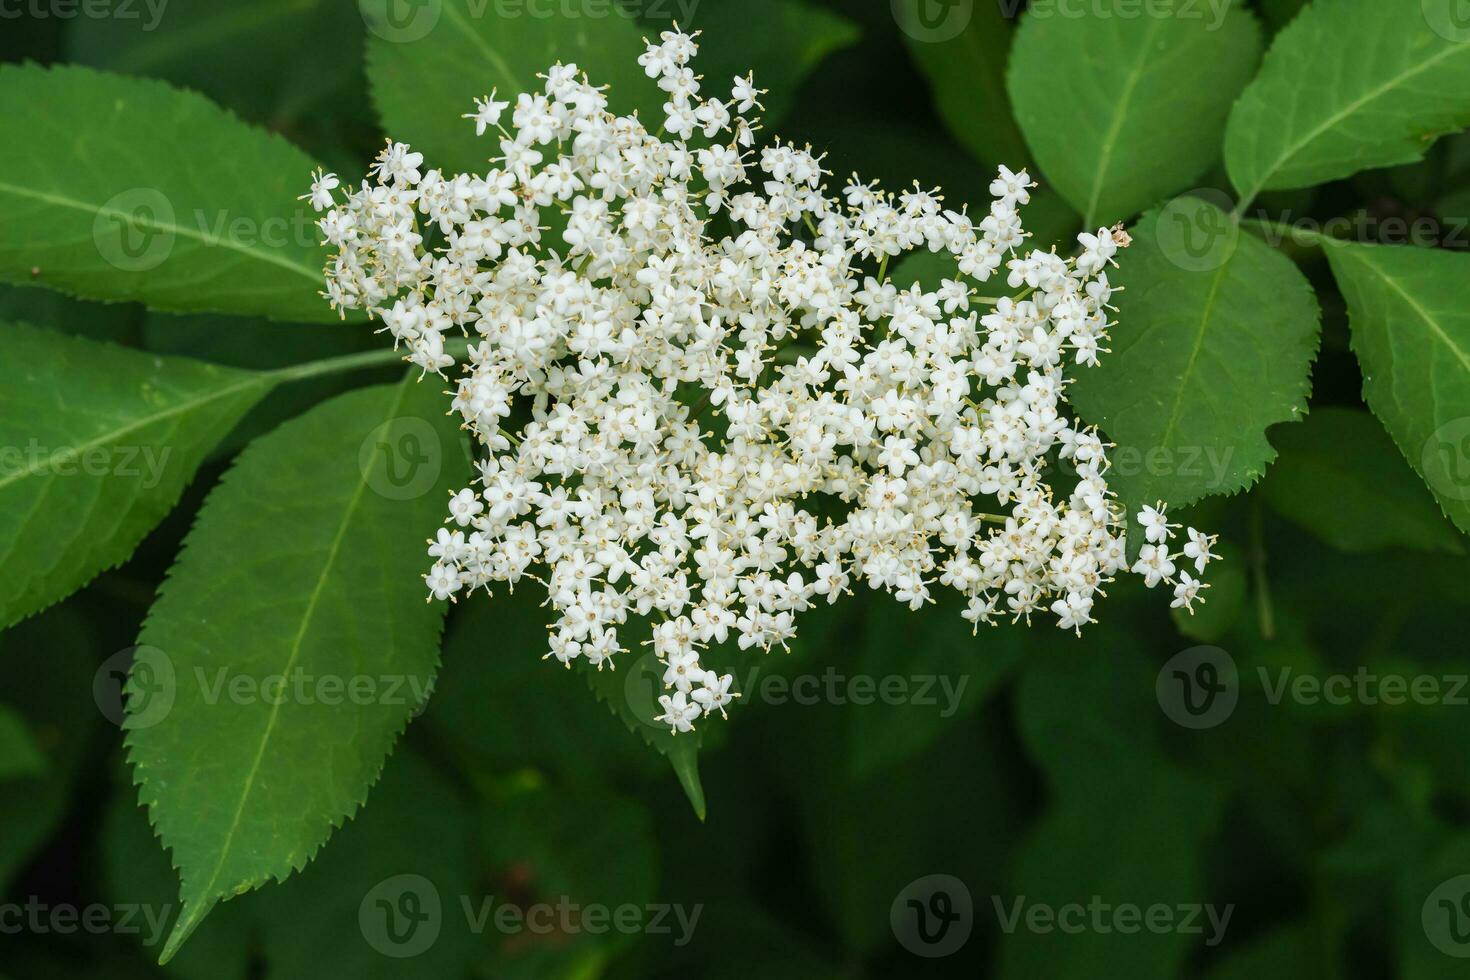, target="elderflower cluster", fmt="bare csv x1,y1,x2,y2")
306,29,1217,733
